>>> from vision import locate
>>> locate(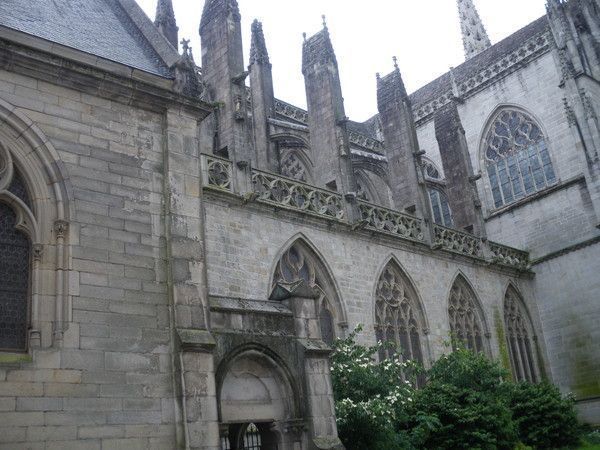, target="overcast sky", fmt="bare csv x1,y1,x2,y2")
137,0,547,122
